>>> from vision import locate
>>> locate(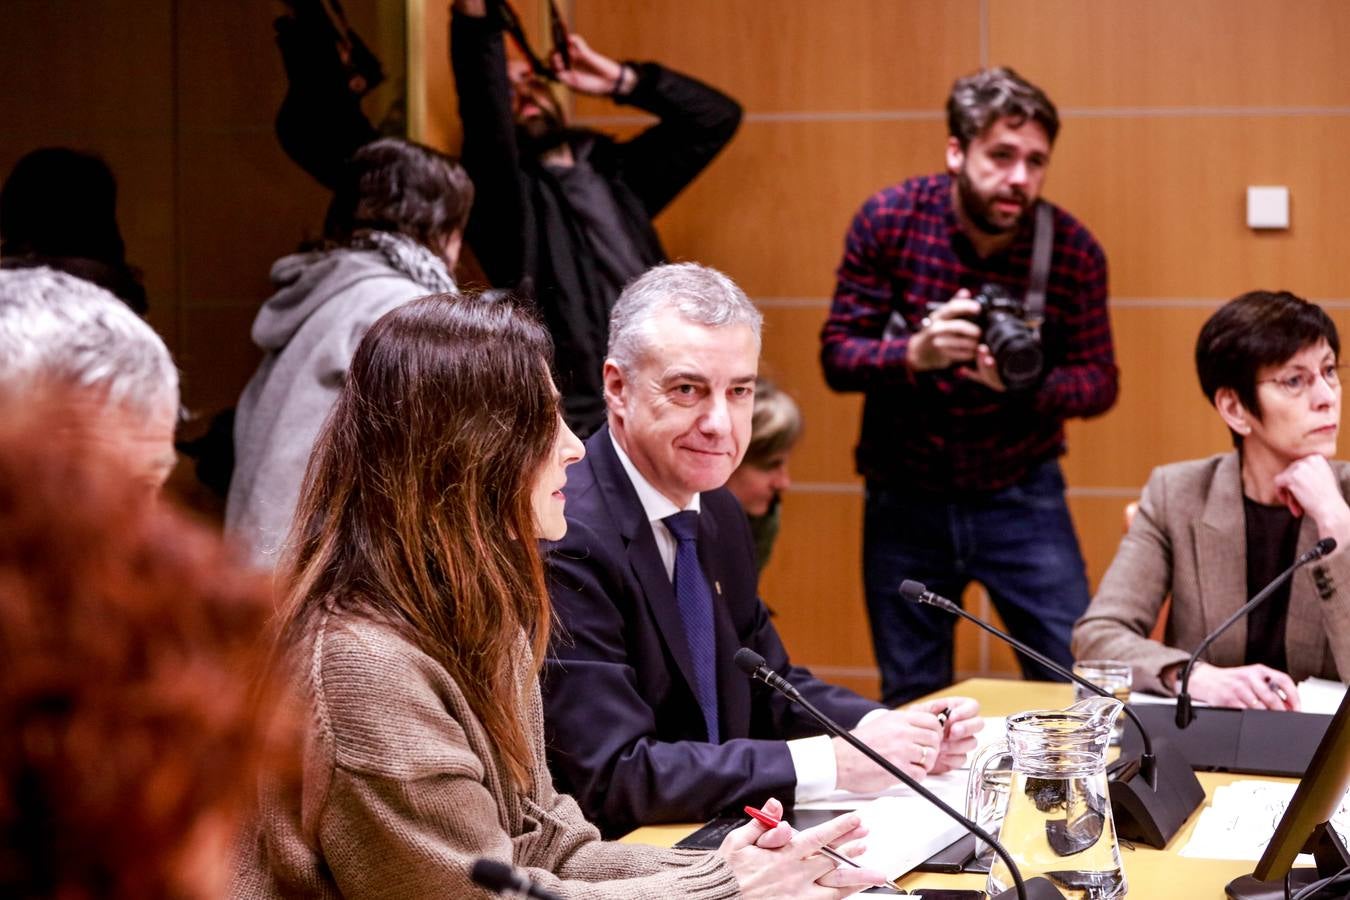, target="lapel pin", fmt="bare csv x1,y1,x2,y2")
714,580,722,596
